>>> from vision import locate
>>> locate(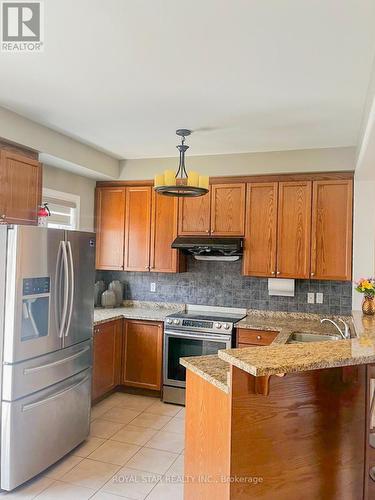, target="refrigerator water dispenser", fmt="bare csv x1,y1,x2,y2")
21,277,50,342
